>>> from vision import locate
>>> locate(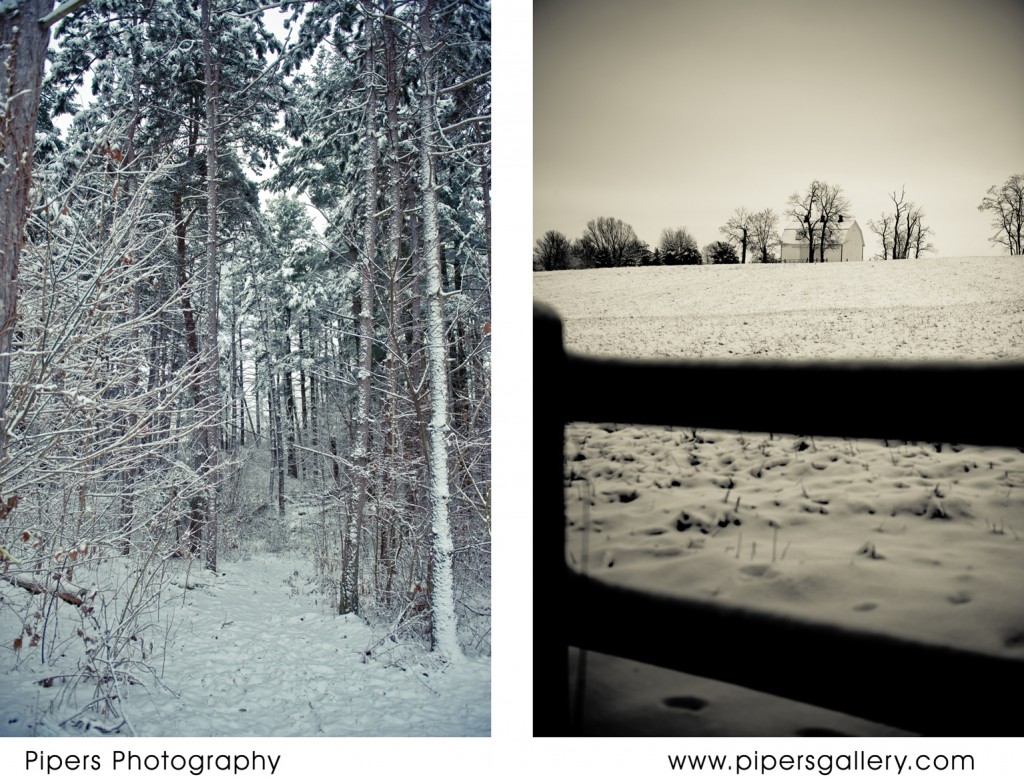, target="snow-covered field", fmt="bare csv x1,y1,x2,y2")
536,256,1024,736
537,256,1023,360
0,499,489,737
